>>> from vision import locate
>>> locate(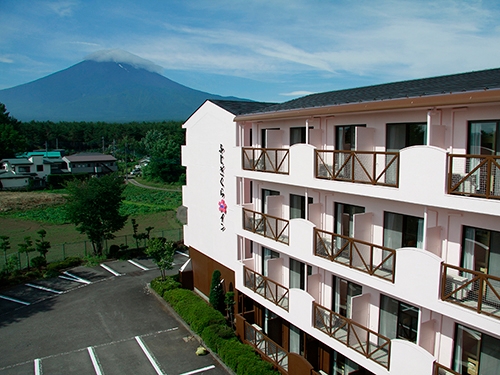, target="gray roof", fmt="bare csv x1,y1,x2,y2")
1,158,31,165
0,170,31,179
64,153,116,162
242,67,500,115
209,100,276,115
